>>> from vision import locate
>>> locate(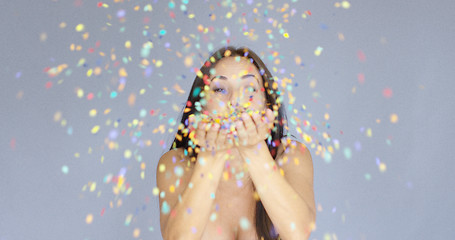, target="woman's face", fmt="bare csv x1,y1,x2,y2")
202,56,266,119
